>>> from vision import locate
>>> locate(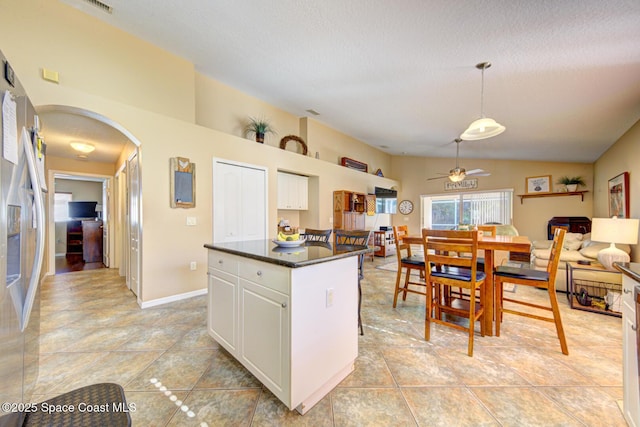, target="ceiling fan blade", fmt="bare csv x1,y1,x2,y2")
466,169,491,176
427,175,450,181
